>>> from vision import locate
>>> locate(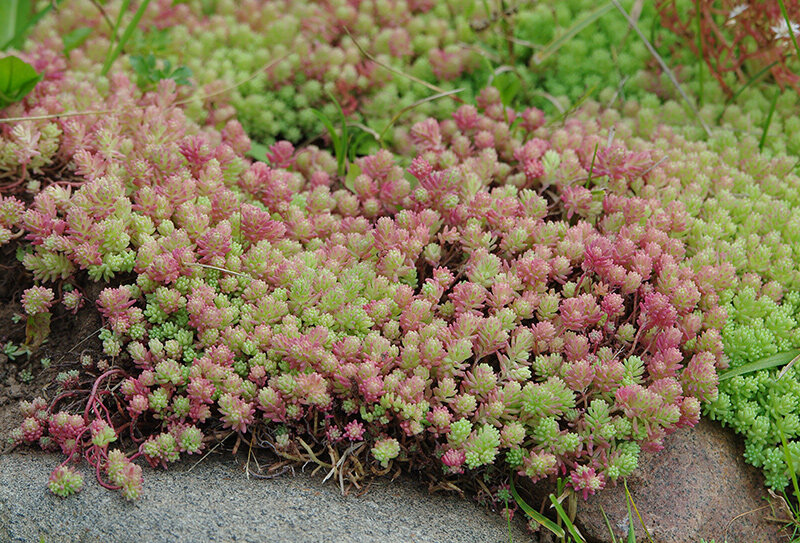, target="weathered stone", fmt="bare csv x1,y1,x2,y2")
578,419,787,543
